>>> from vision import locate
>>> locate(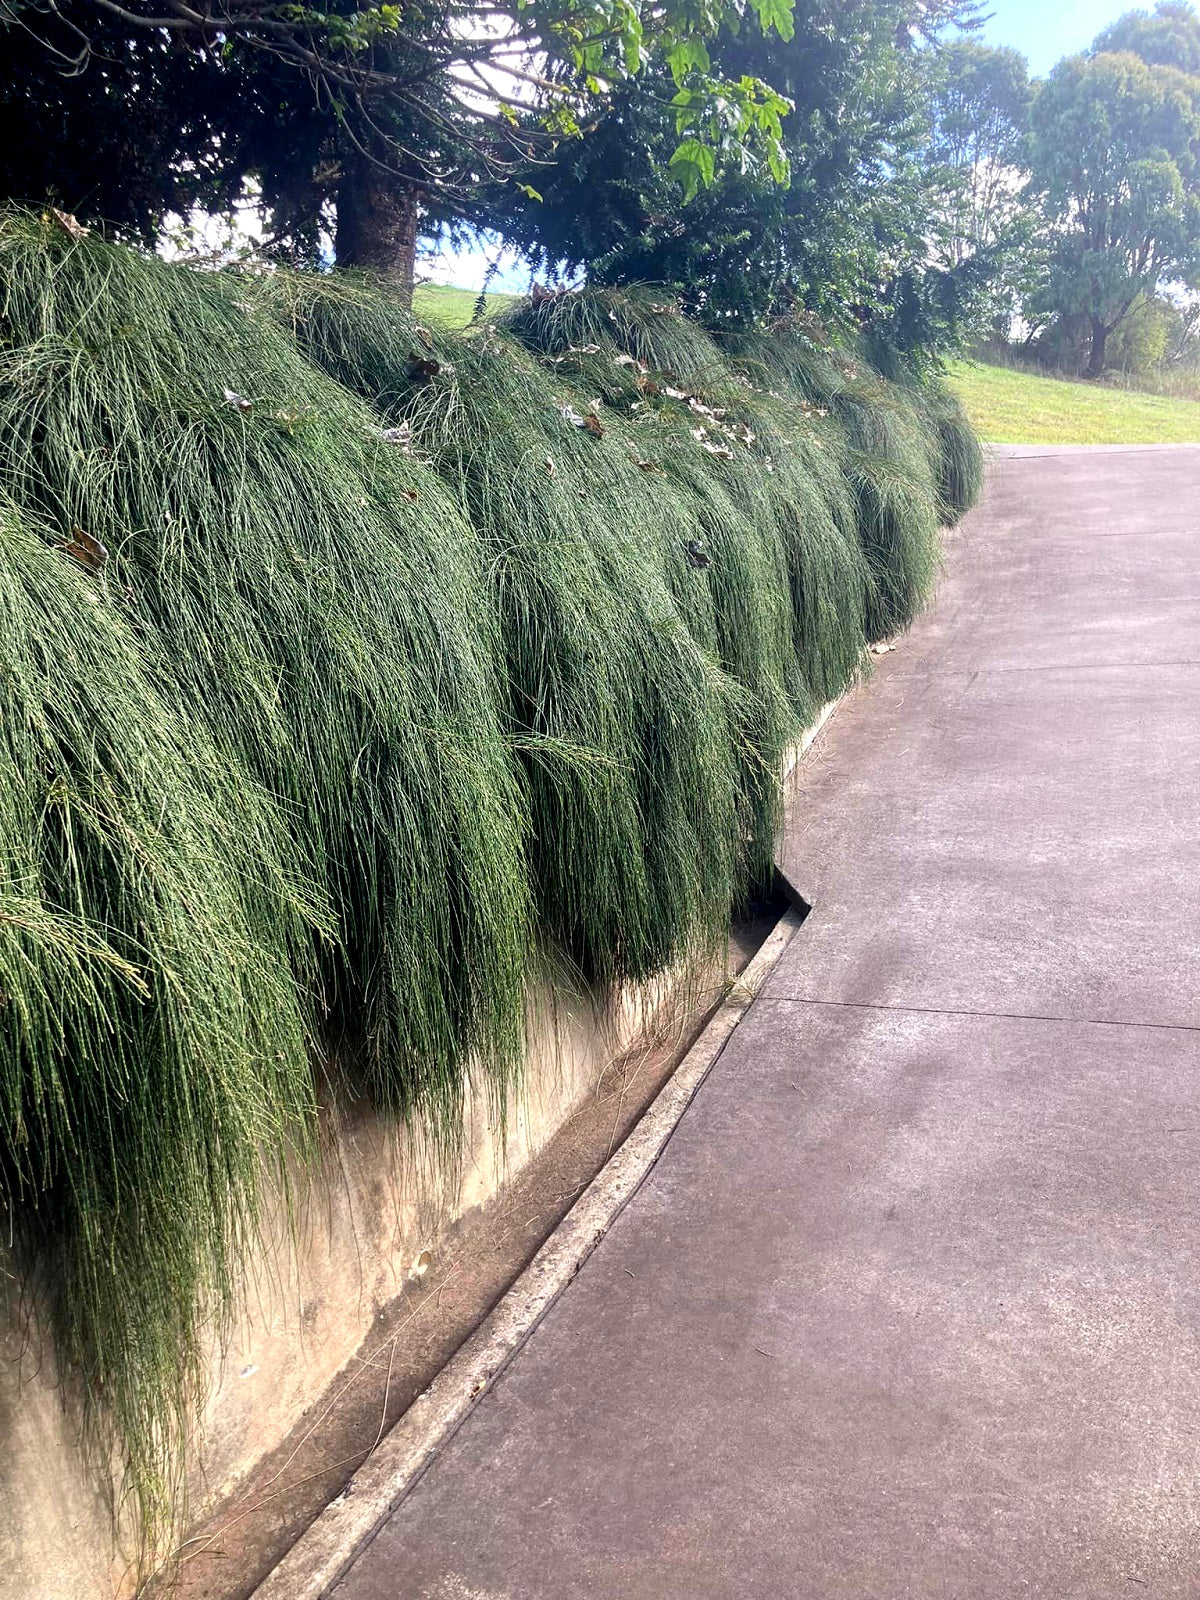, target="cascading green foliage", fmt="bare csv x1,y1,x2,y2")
0,213,529,1555
0,215,530,1124
0,491,318,1541
727,321,962,641
925,384,986,527
0,214,981,1563
268,274,750,979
